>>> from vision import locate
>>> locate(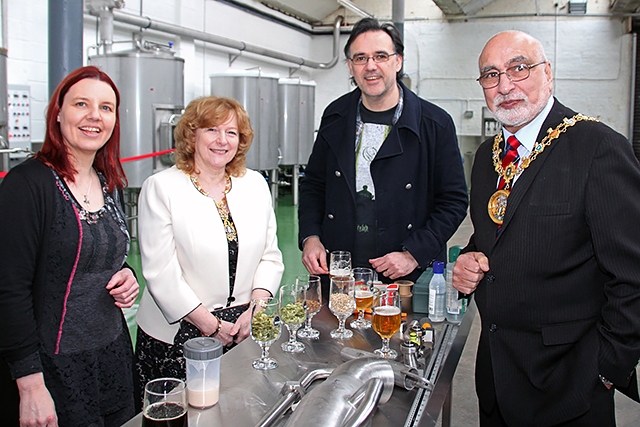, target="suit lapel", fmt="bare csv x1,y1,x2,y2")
498,100,577,236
